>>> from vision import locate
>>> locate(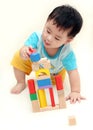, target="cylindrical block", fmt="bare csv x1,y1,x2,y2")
38,89,47,108
49,88,55,107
